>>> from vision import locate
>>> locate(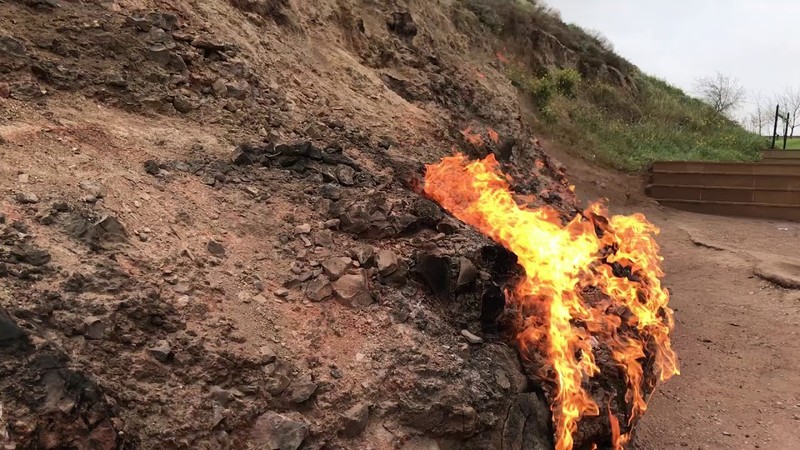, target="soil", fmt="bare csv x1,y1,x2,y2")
2,1,799,449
